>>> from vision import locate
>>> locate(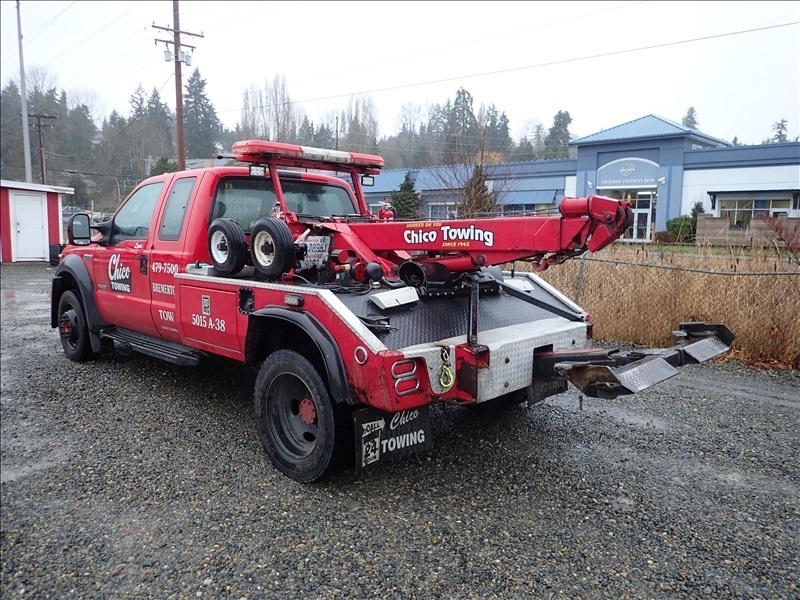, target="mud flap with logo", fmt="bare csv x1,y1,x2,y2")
354,406,433,471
